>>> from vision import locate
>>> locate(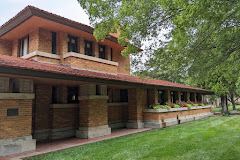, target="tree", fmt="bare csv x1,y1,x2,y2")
78,0,240,111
